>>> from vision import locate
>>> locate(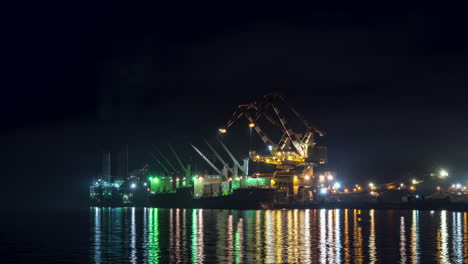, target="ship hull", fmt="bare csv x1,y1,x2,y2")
149,187,276,210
